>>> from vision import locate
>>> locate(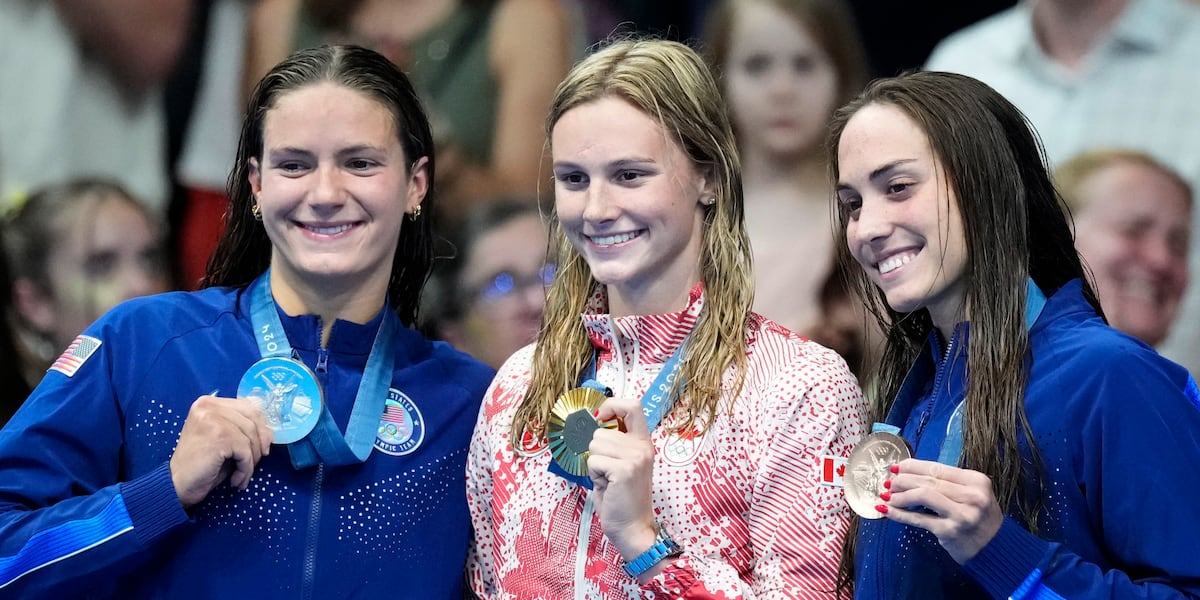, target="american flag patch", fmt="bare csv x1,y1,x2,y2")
49,335,103,377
